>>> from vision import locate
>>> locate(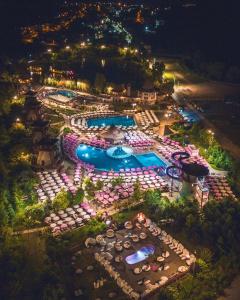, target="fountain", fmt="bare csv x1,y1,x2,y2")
106,145,133,159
